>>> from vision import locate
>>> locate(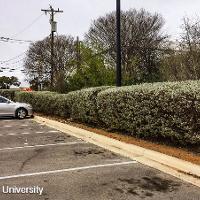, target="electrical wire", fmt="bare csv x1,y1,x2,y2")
0,56,25,74
0,64,24,73
0,58,24,67
11,13,44,38
0,37,33,43
0,13,44,45
0,51,27,64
